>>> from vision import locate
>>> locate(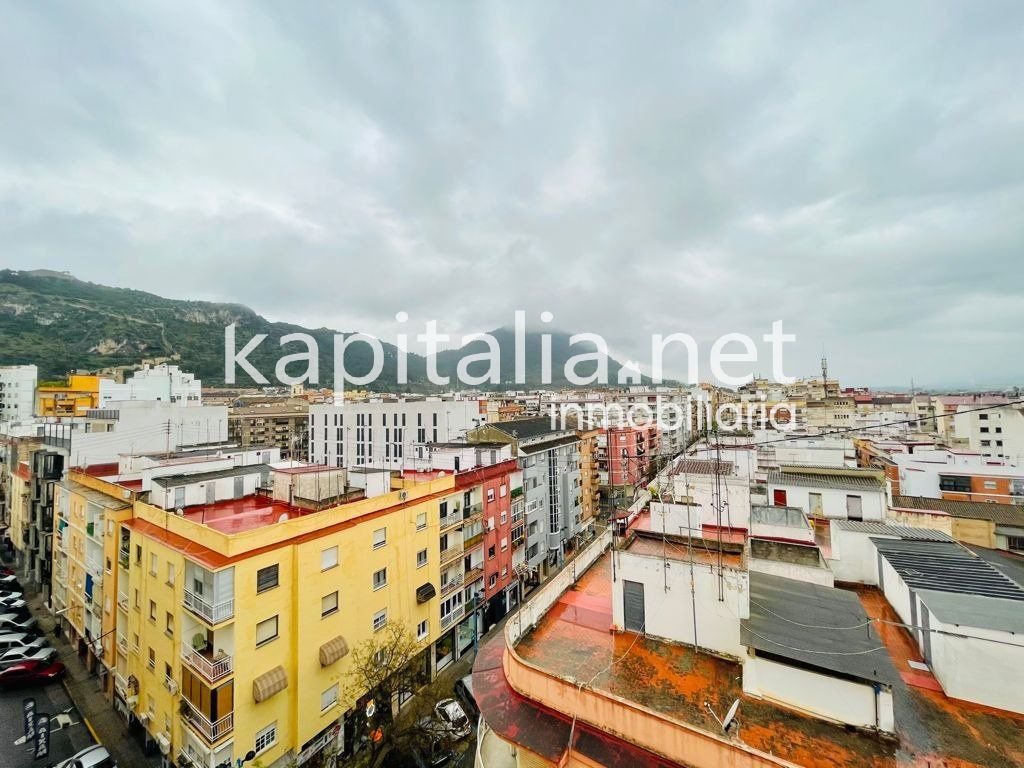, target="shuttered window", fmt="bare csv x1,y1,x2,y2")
256,565,279,594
